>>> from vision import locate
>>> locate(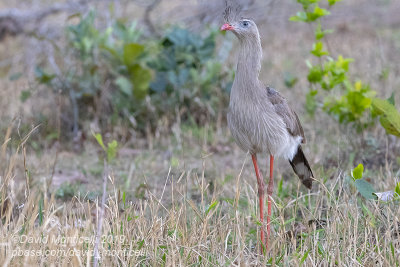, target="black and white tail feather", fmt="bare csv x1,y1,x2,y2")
289,146,313,189
266,87,314,189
